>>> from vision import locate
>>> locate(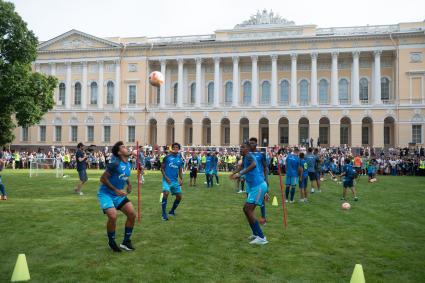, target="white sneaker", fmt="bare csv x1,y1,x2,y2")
317,190,322,193
141,176,145,184
249,236,268,245
299,199,305,203
79,191,84,196
248,234,257,241
311,188,315,193
285,199,289,203
237,190,244,194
